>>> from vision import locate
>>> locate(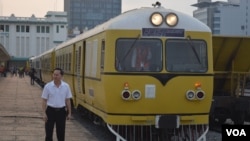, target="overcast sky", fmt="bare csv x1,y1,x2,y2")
0,0,227,17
